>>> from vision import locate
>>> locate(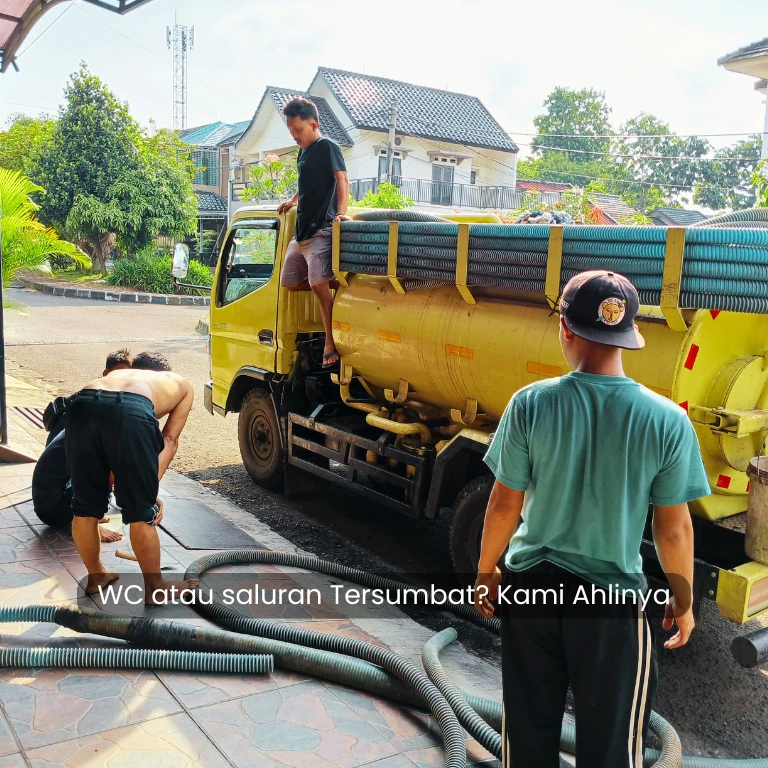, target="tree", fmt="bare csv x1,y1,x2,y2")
0,168,89,285
612,113,711,212
531,87,613,160
0,114,54,174
241,154,298,202
67,124,197,256
355,182,414,209
695,136,762,210
32,63,140,273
